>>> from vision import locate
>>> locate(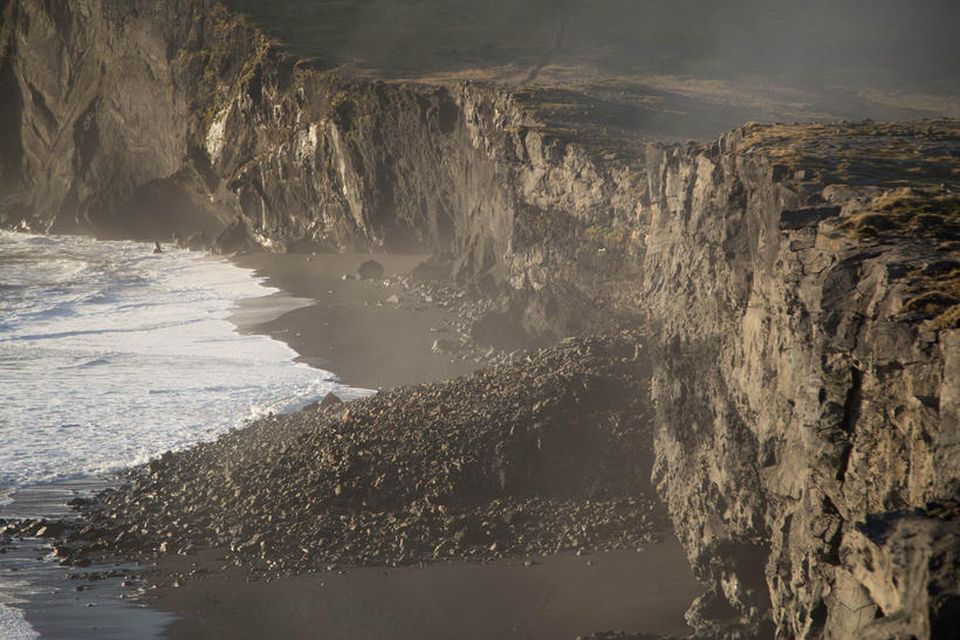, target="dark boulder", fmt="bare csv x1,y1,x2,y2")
357,260,385,280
